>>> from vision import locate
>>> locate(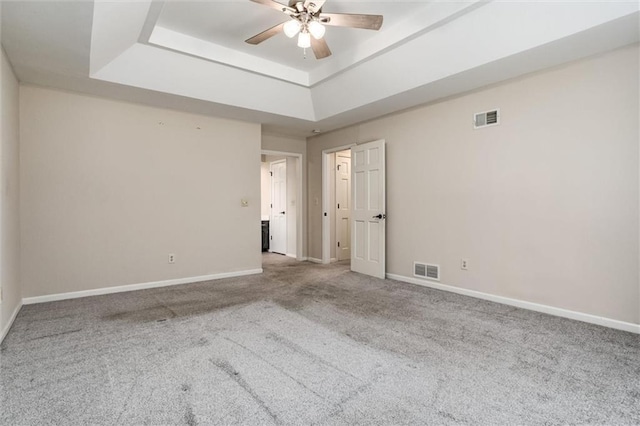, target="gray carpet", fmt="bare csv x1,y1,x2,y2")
1,254,638,425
